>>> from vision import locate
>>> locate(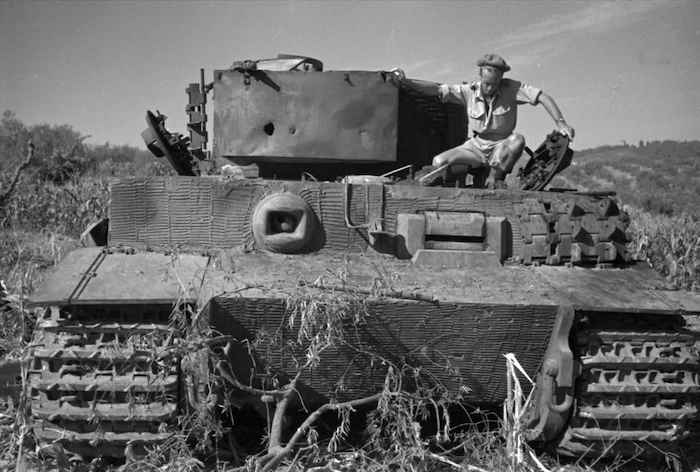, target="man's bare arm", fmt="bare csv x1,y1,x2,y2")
538,92,575,140
390,69,443,98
